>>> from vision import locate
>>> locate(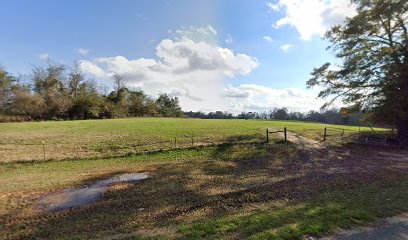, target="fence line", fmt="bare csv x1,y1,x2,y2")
1,126,395,163
2,135,268,162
